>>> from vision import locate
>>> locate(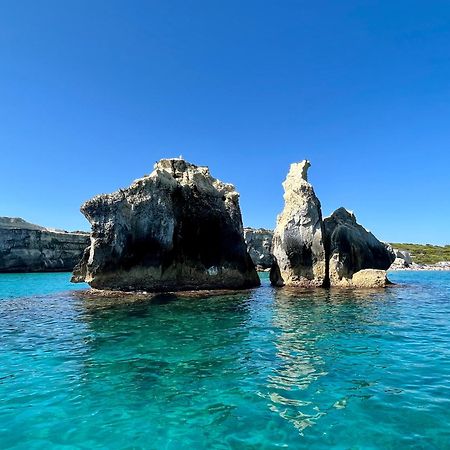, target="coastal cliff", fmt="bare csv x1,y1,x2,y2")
243,228,273,270
73,158,260,292
0,217,89,272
